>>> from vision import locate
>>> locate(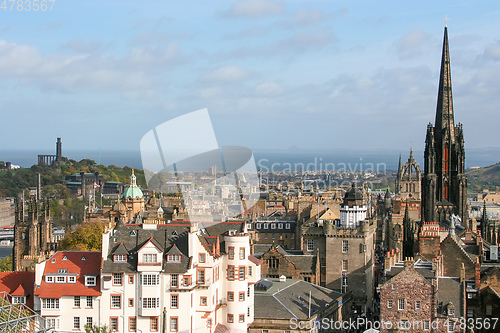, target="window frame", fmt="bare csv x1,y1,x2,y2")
111,295,121,309
170,294,179,309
